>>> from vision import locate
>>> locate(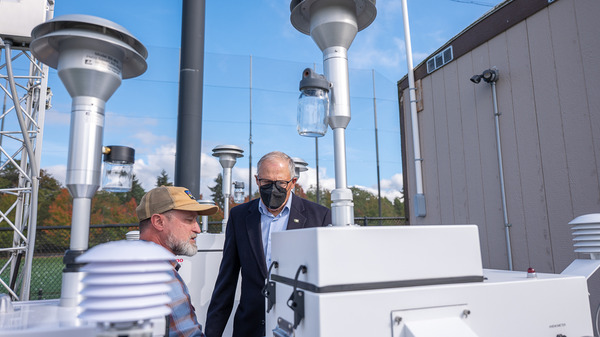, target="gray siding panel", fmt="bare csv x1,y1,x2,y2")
422,76,442,224
527,7,574,273
575,0,600,202
399,0,600,321
548,0,598,270
506,20,553,272
444,61,469,224
432,70,455,223
488,31,530,271
457,53,490,266
472,43,510,269
401,0,599,275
